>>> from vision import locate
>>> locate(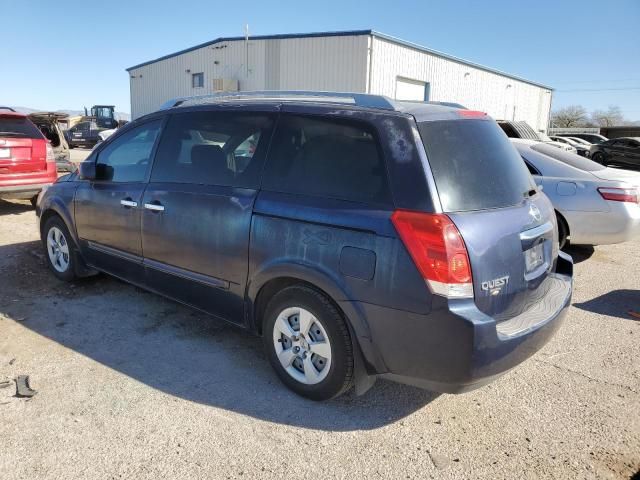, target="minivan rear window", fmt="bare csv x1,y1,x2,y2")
0,116,44,139
418,119,536,212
